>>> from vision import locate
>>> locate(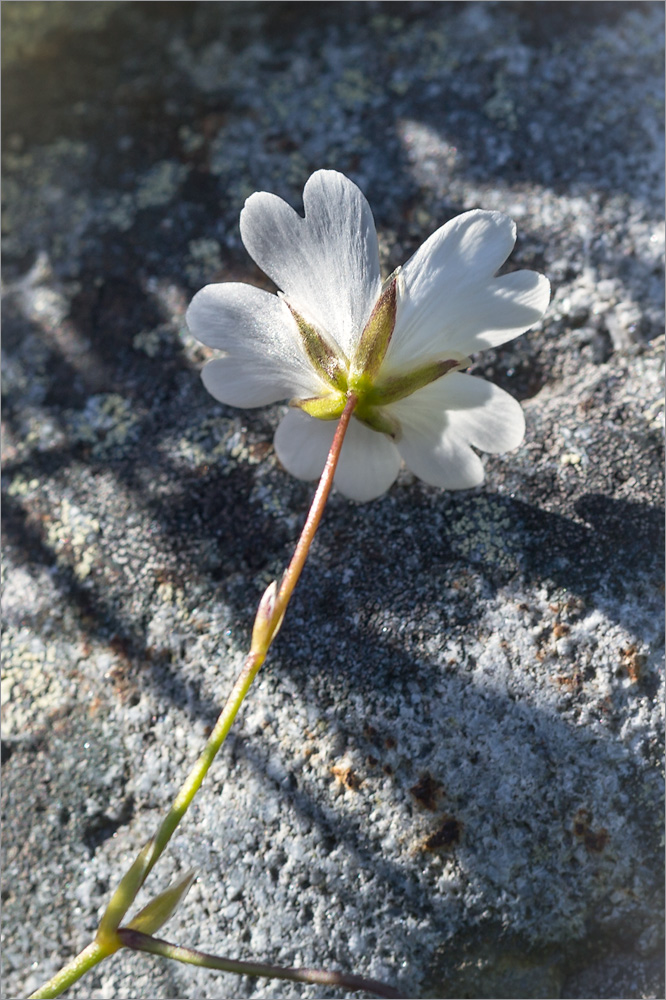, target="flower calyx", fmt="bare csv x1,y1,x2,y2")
287,269,469,437
283,297,348,392
366,355,471,406
349,269,401,383
292,392,348,420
